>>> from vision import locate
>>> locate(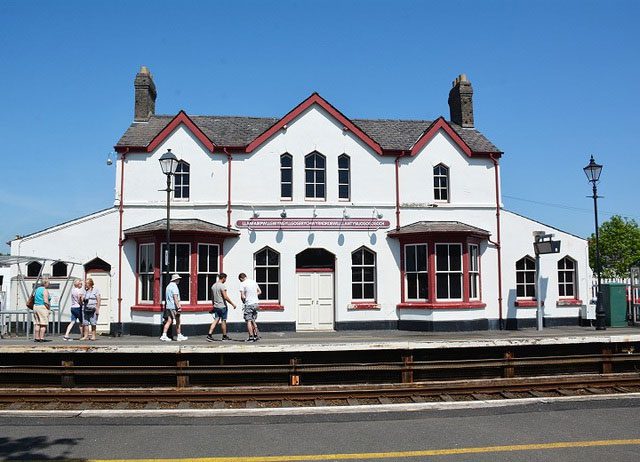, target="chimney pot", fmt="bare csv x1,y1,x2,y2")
134,66,157,122
448,74,474,128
